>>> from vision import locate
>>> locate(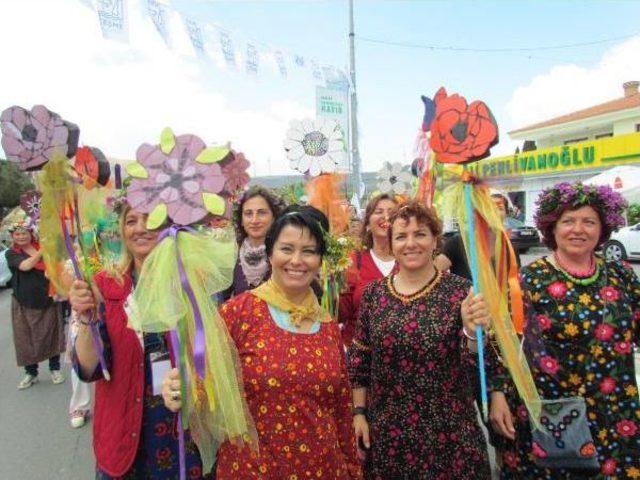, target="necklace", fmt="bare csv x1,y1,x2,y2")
554,252,595,277
550,256,601,286
388,269,441,303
